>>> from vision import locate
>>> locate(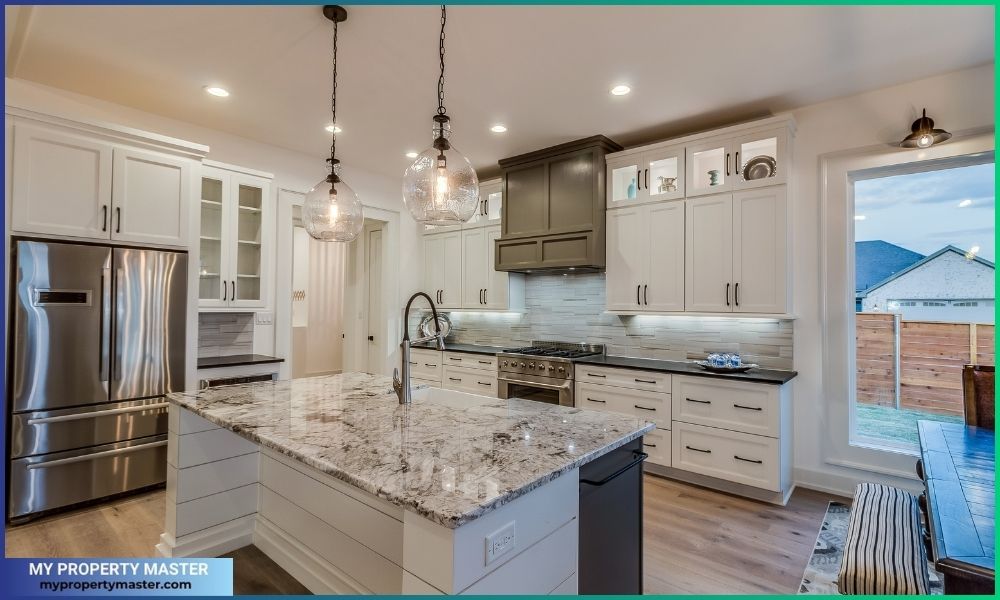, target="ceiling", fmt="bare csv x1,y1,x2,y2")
6,5,994,179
